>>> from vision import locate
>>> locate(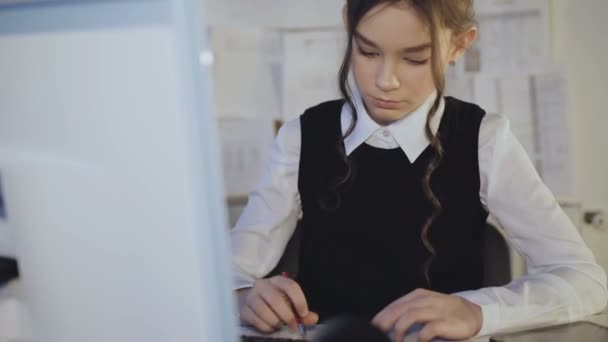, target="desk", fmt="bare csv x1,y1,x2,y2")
3,279,606,342
240,313,608,342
